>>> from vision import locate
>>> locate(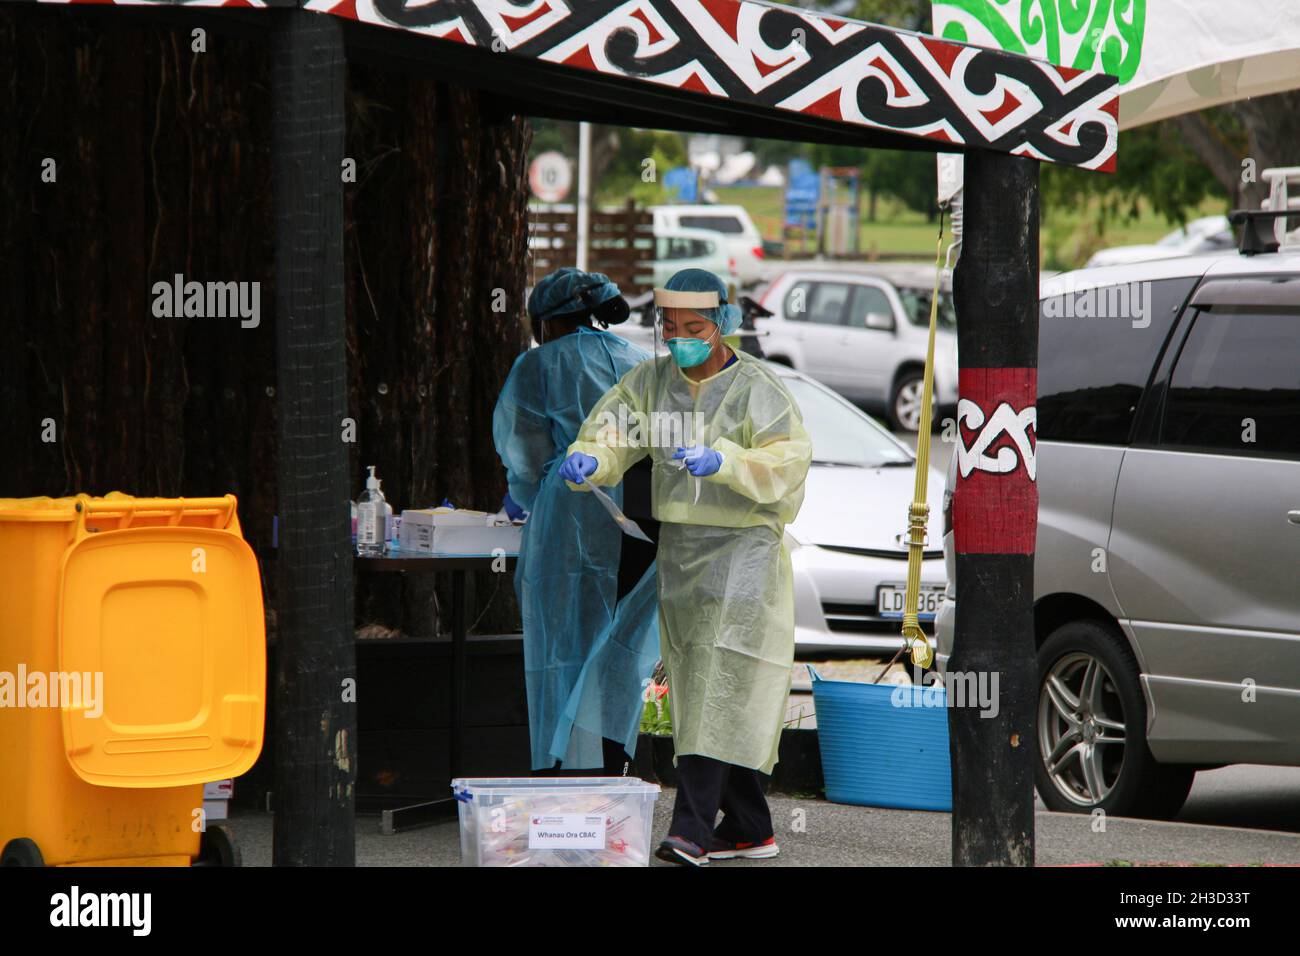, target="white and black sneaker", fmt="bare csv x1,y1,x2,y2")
655,835,710,866
708,835,780,860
